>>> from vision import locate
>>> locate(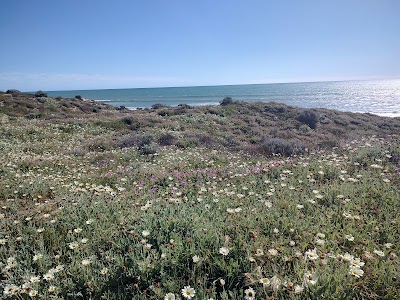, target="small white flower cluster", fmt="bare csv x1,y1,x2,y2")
3,263,64,298
342,211,361,220
254,271,318,296
226,207,242,214
338,252,365,278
